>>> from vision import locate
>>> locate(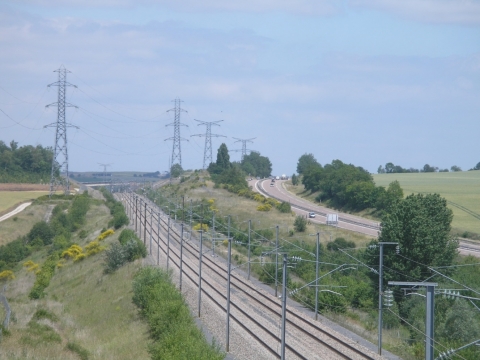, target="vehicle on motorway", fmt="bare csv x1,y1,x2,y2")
276,176,280,180
308,212,315,218
270,183,274,187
